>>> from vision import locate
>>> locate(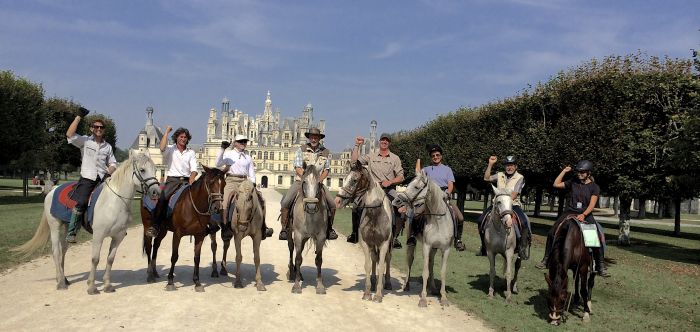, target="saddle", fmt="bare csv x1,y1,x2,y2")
223,187,265,226
51,181,104,233
142,184,190,220
553,214,601,248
